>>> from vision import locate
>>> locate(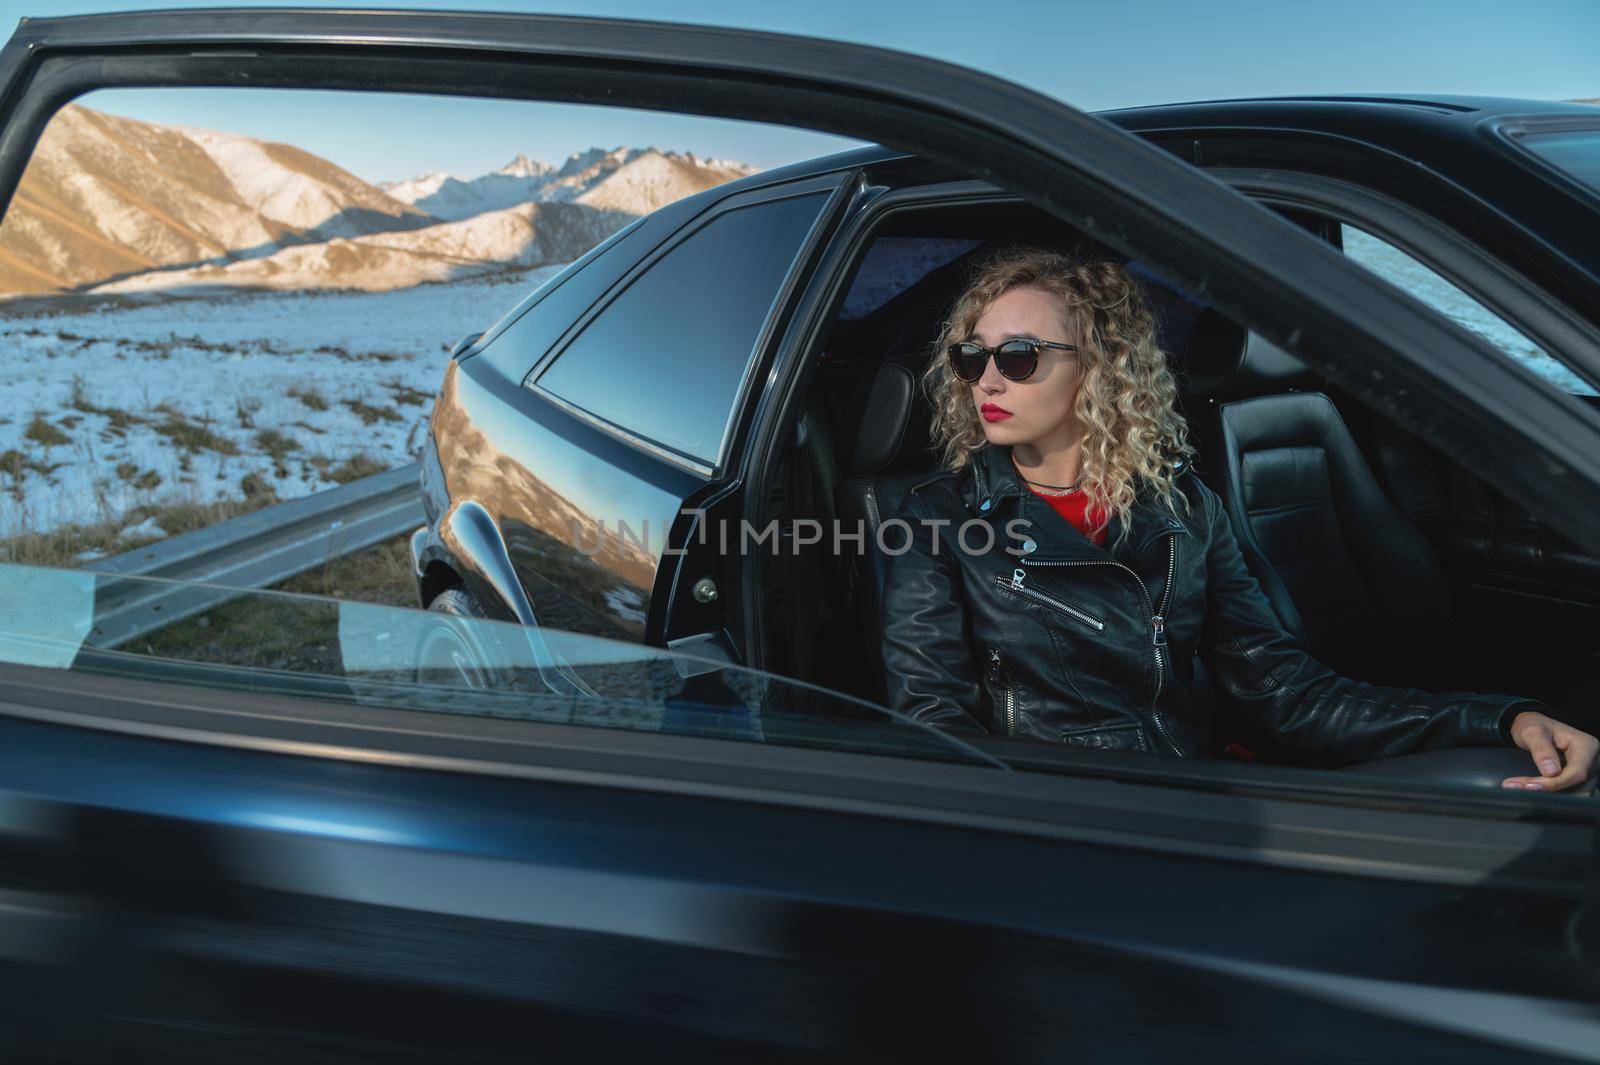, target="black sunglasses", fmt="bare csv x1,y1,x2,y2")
946,338,1078,383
